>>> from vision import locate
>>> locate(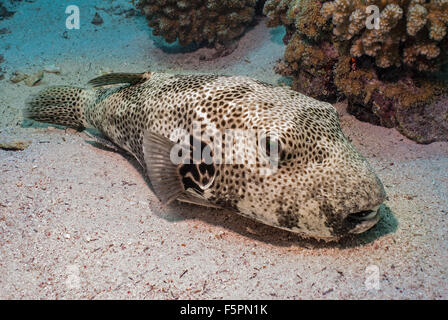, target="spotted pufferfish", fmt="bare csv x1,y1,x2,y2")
25,72,386,241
